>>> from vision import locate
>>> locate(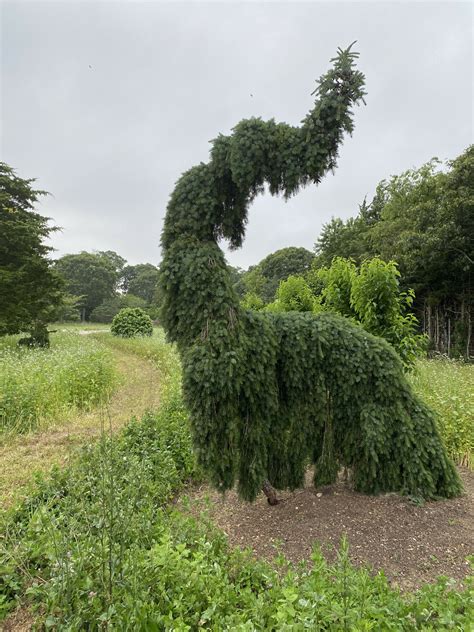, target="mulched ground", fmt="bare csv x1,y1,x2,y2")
182,467,473,590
